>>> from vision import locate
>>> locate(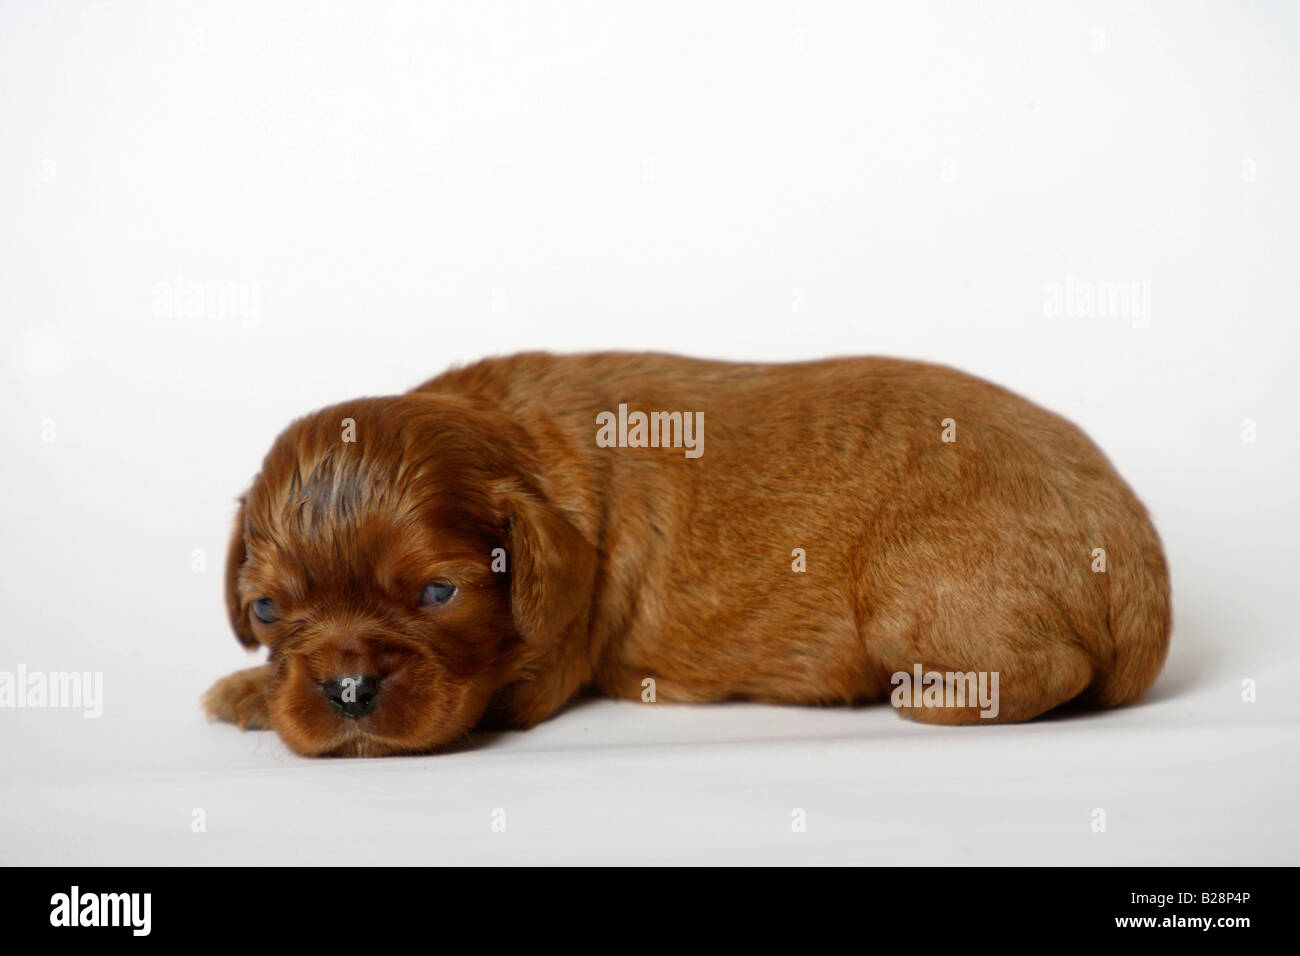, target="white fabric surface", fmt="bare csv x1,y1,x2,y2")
1,647,1295,865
